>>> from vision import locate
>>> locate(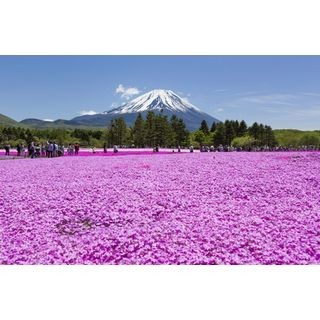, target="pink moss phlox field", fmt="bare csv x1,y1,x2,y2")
1,152,320,264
